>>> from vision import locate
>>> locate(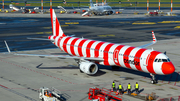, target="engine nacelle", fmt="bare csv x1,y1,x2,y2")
79,62,98,75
